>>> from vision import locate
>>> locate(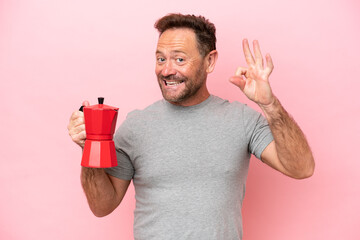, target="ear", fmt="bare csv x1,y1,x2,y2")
205,50,218,73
